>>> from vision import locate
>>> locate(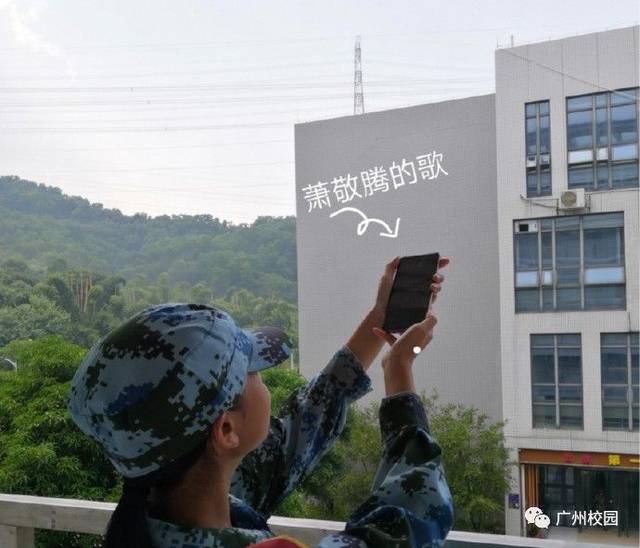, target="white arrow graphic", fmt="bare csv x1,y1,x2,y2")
329,207,401,238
